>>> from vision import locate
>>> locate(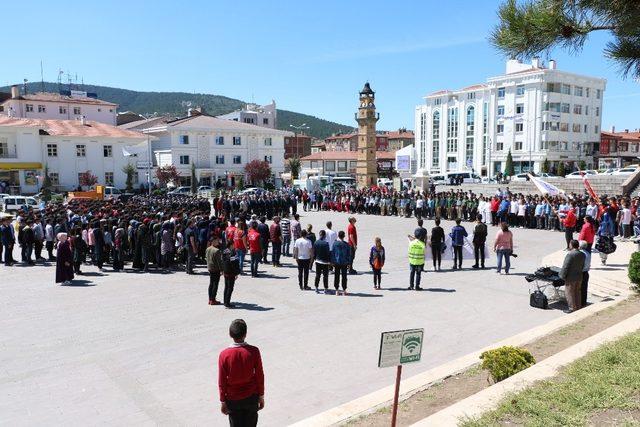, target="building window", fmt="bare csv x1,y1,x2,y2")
497,124,504,134
263,118,269,125
497,105,505,116
586,88,590,97
465,106,475,168
103,145,113,157
466,106,475,135
496,142,504,151
595,107,600,116
179,155,190,165
515,123,524,133
104,172,114,185
447,156,457,171
595,125,599,134
73,107,81,115
350,161,357,169
516,85,525,96
497,87,505,98
38,105,46,113
434,98,442,106
59,106,67,114
337,161,347,172
431,111,439,168
264,137,272,146
215,136,224,145
516,104,525,114
446,107,458,153
561,103,570,113
584,105,589,115
0,139,8,158
596,89,601,99
560,123,569,132
26,104,34,112
325,161,336,172
233,136,241,145
233,155,242,164
467,92,476,100
47,143,58,157
561,84,571,95
574,86,583,96
514,141,523,151
544,102,561,112
573,105,582,114
264,155,272,164
179,135,189,145
49,172,59,185
215,155,225,164
76,144,86,157
482,102,488,165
